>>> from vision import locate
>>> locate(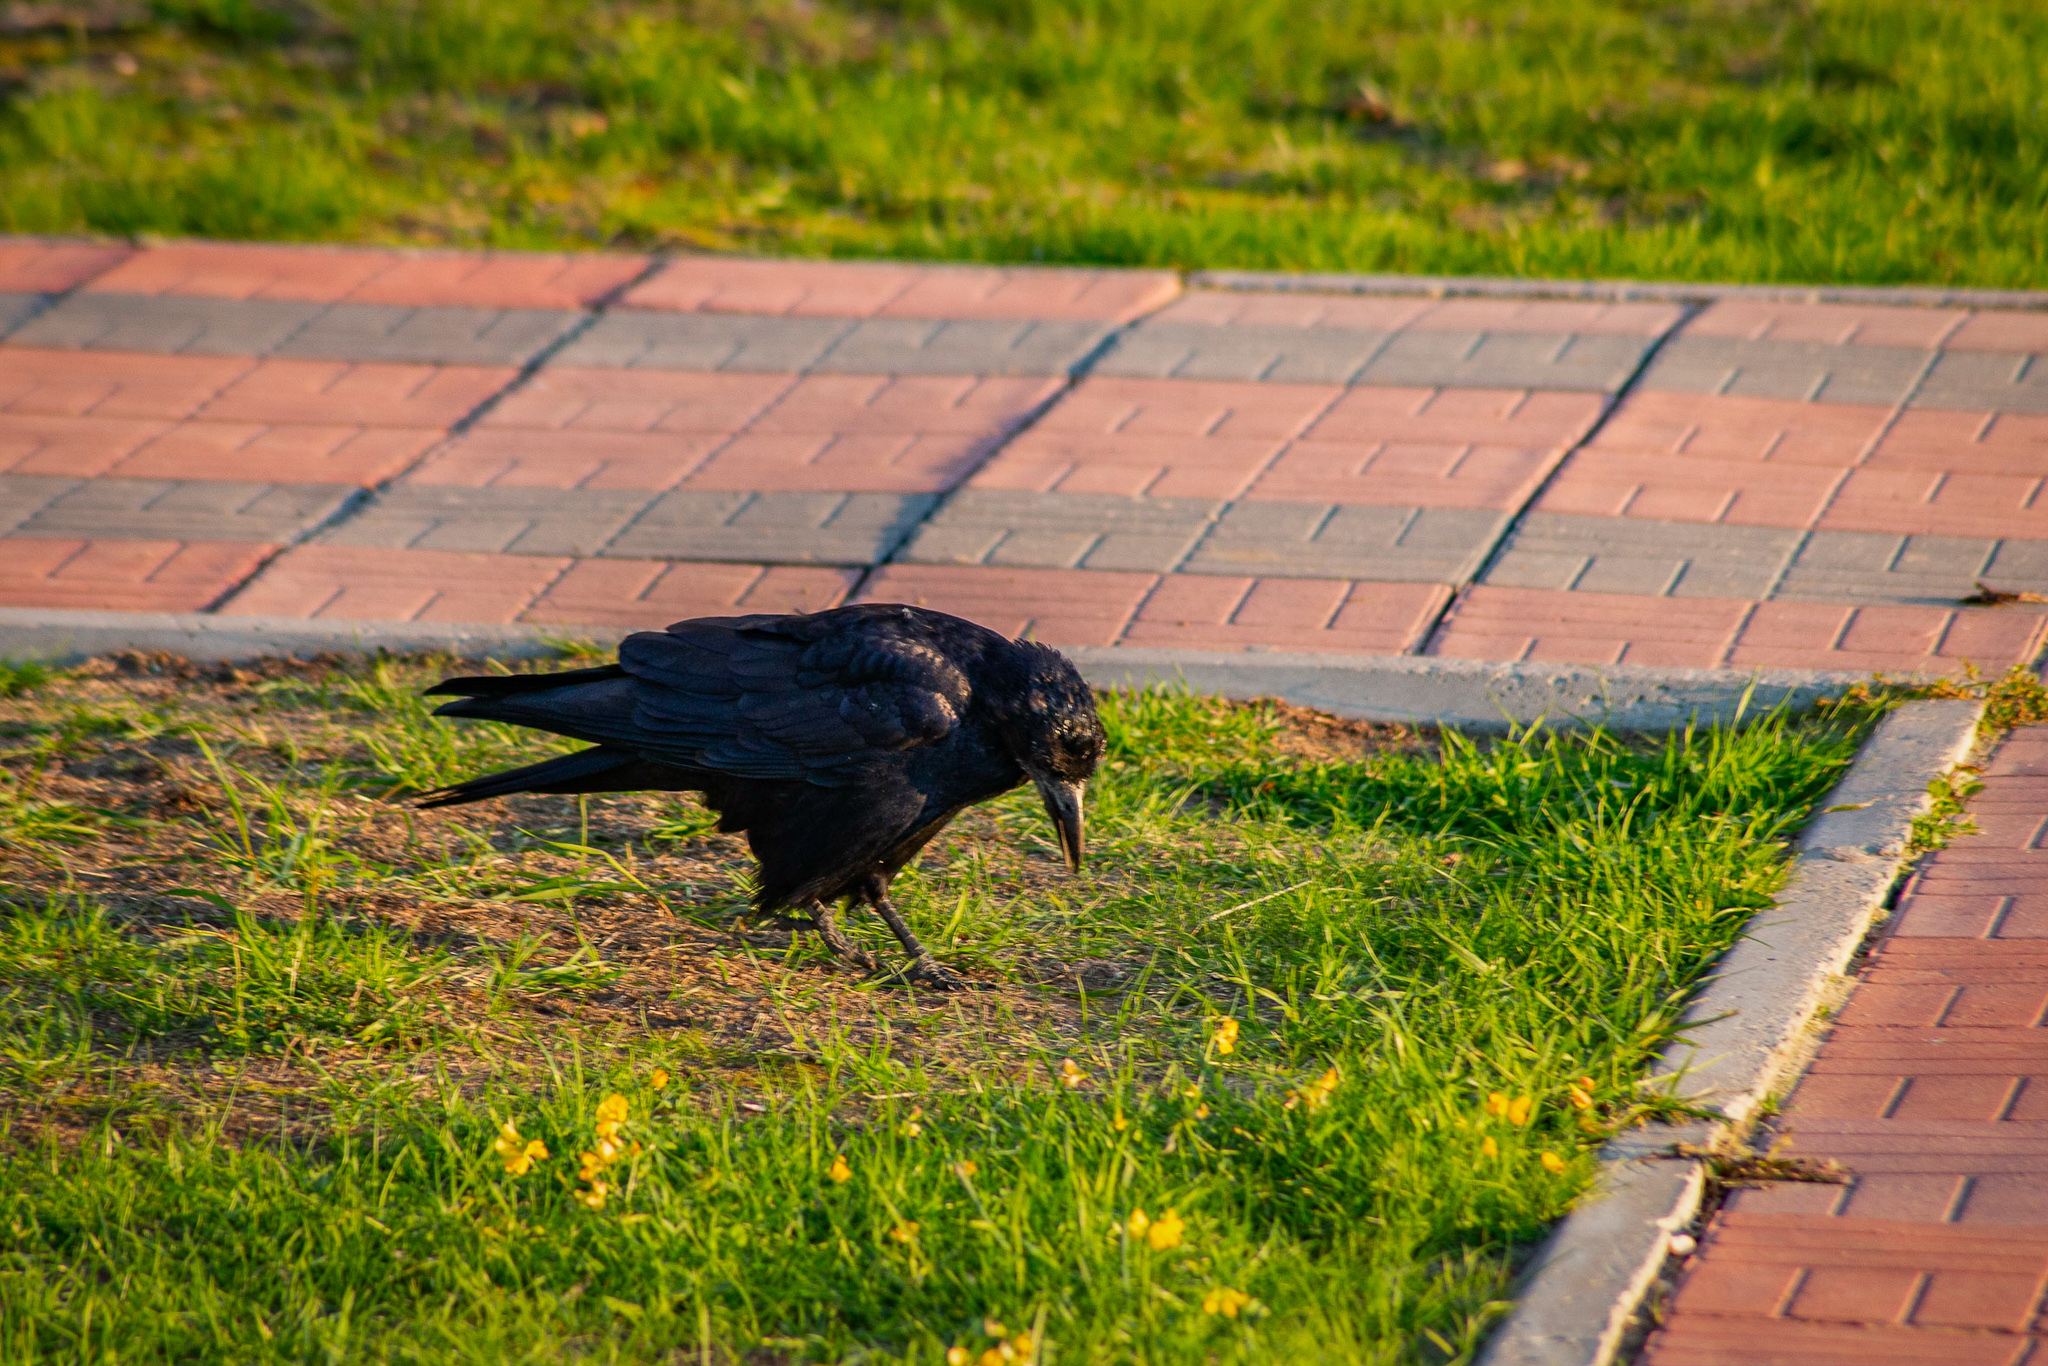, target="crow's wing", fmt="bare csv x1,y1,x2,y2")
608,611,974,785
